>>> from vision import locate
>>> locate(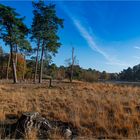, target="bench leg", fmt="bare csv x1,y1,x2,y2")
49,79,52,87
